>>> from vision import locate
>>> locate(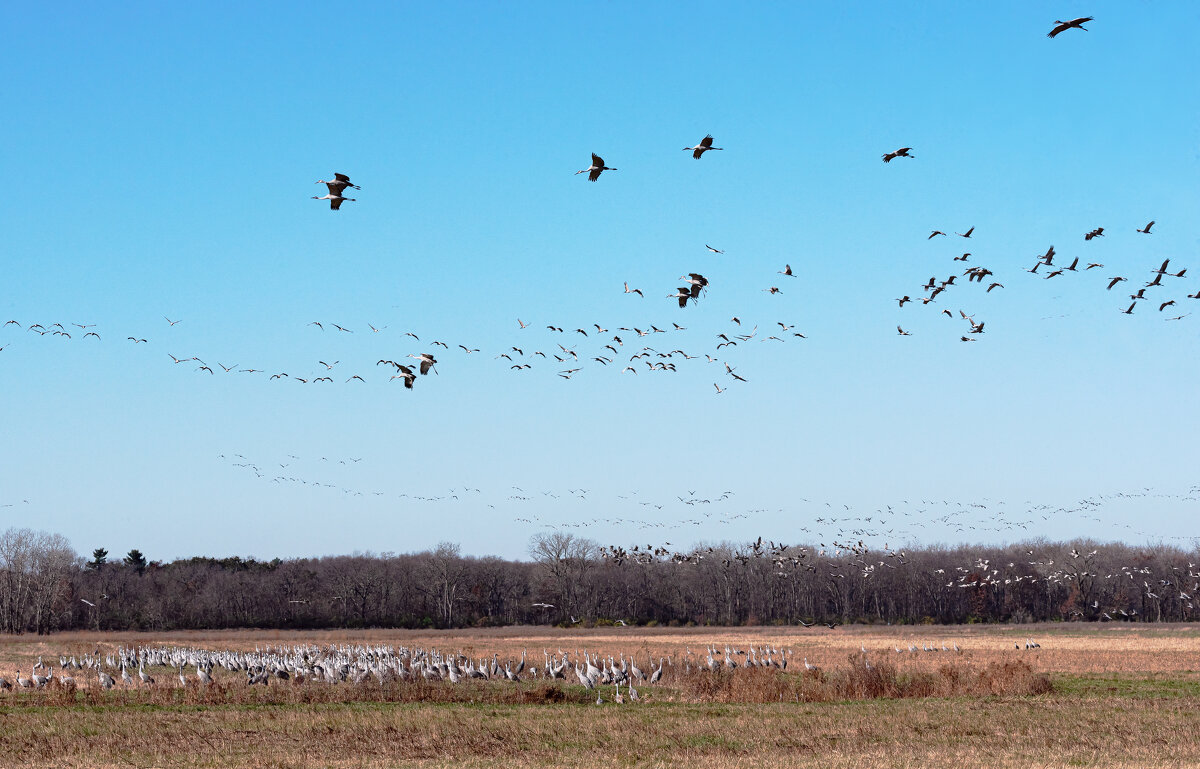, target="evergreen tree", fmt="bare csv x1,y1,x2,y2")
124,548,147,575
88,548,108,570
